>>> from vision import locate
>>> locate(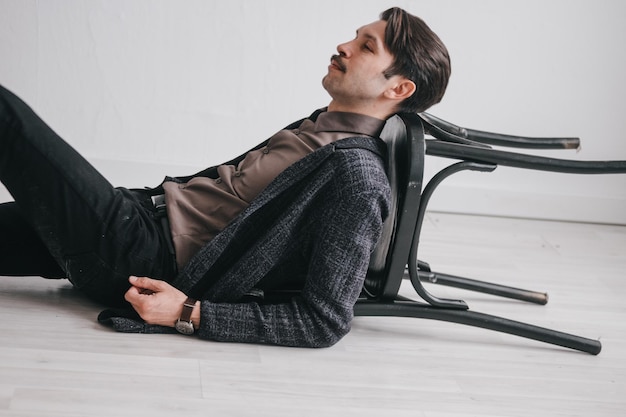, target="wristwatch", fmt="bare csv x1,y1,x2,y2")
174,296,197,335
